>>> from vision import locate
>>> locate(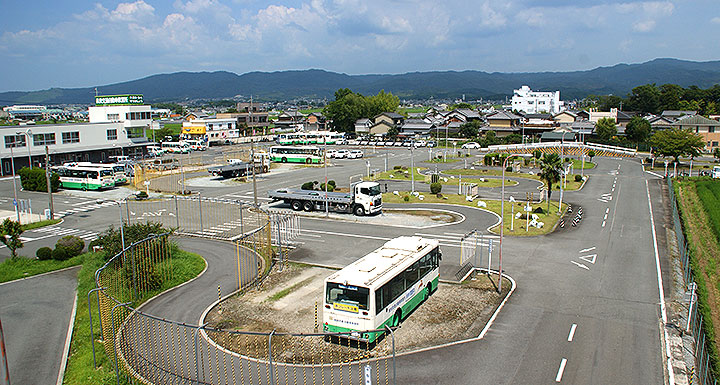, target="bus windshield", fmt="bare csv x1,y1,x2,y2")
100,170,113,177
326,282,369,310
